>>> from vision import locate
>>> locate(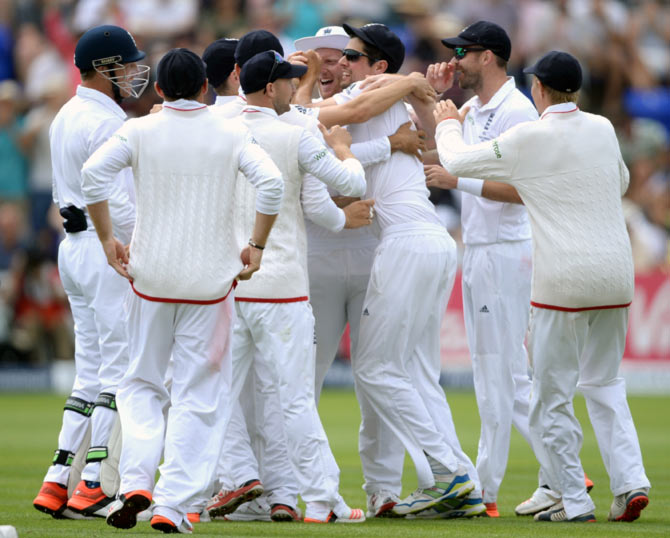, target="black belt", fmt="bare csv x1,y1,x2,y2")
60,205,88,233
